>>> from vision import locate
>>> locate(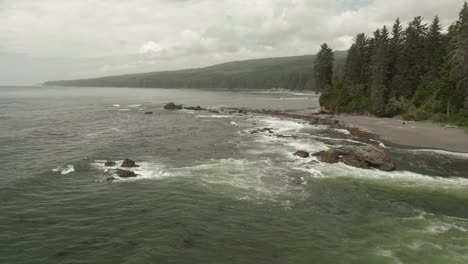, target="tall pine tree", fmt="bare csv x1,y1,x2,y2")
393,16,427,98
313,43,335,91
370,26,390,115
